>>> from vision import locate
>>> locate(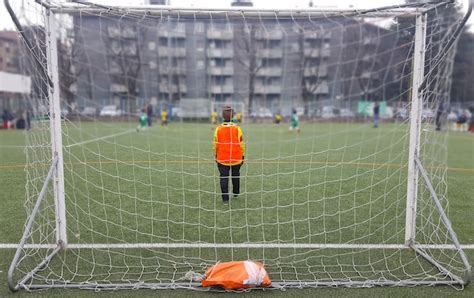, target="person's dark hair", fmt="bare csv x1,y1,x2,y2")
222,106,233,122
